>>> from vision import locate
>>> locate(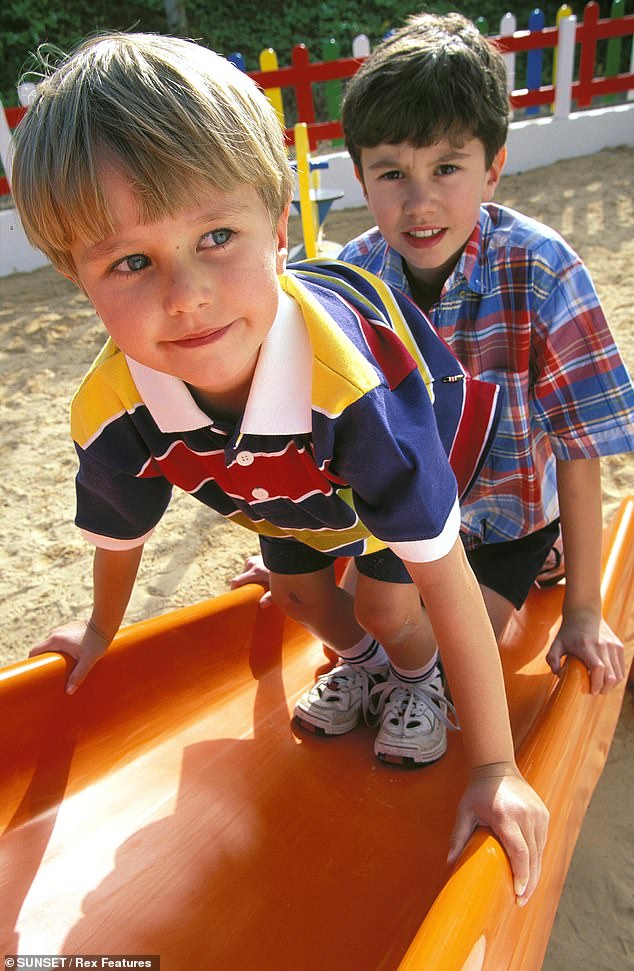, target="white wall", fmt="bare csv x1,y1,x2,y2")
0,208,49,276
